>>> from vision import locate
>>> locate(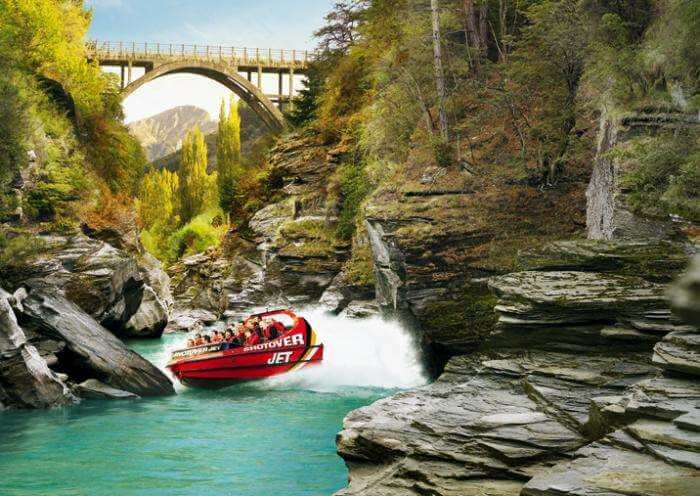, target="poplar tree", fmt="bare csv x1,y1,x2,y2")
179,126,211,222
216,98,242,214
